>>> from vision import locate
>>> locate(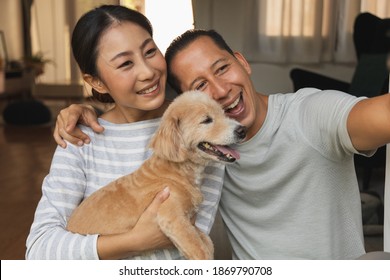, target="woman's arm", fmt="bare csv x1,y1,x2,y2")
27,188,171,260
26,145,172,260
97,187,172,260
